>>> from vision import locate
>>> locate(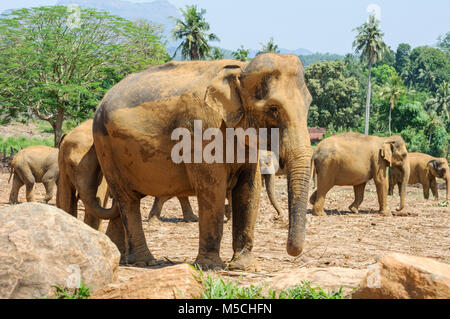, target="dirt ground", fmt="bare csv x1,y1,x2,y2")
1,170,448,287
